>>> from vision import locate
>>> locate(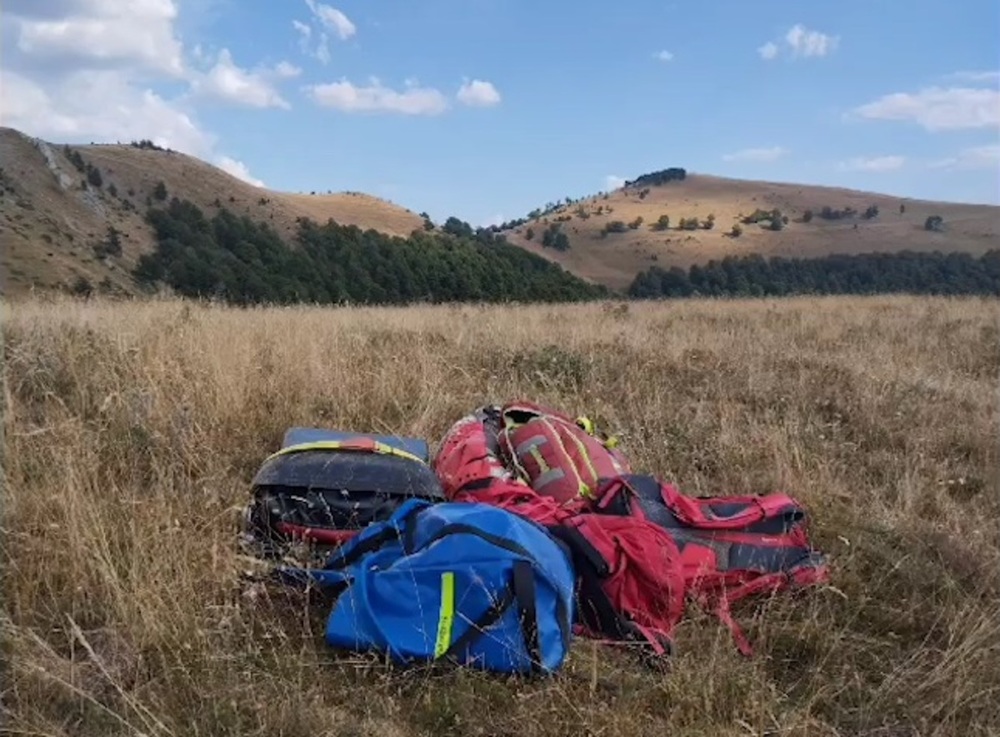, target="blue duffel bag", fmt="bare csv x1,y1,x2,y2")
278,498,576,675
